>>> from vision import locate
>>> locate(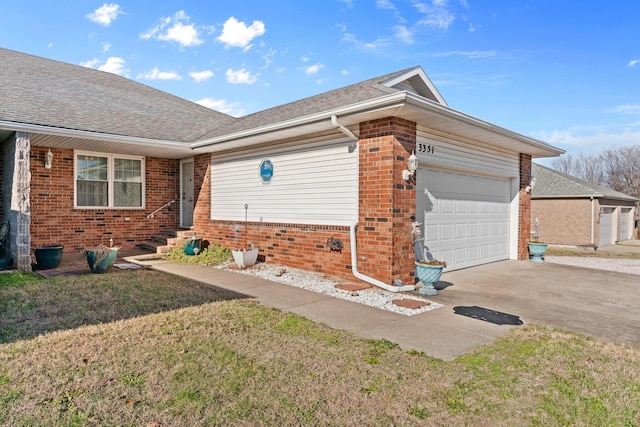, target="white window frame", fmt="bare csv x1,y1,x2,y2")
74,150,146,209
